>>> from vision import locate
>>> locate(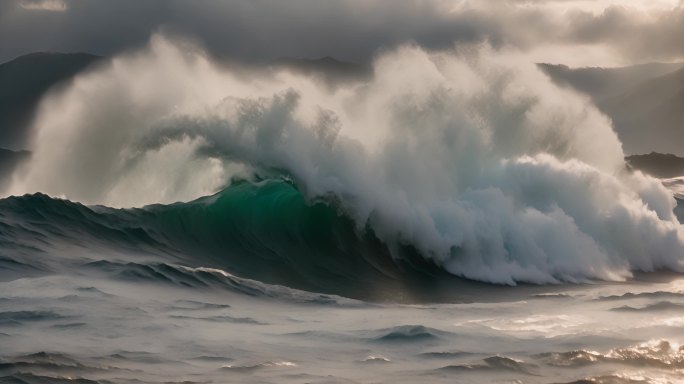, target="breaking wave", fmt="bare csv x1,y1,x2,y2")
3,34,684,287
